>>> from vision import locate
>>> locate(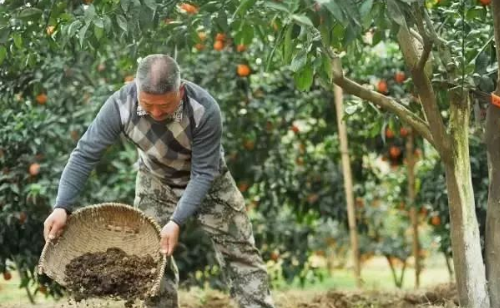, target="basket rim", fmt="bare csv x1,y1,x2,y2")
37,202,167,297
